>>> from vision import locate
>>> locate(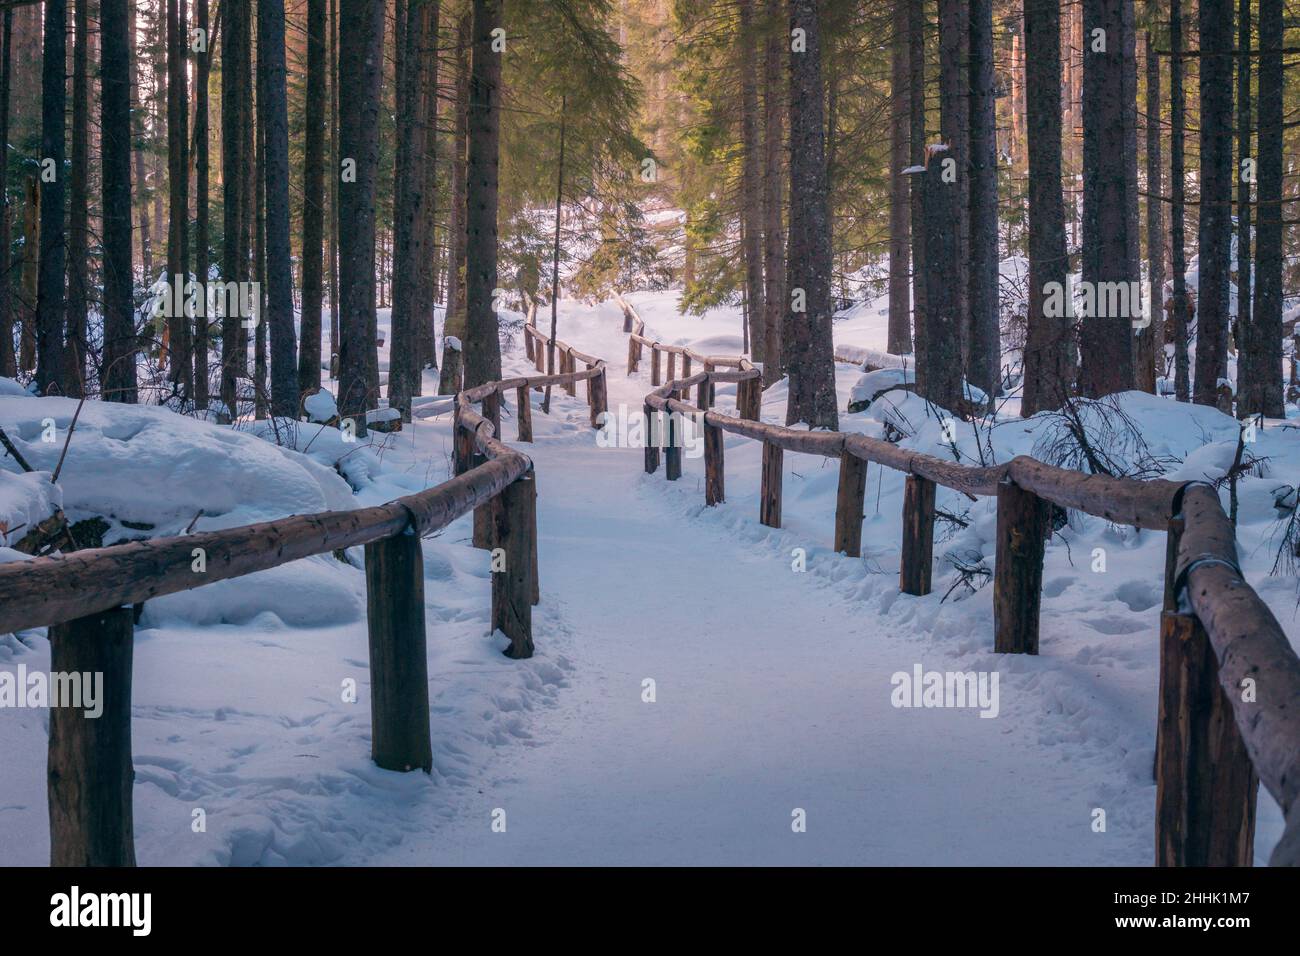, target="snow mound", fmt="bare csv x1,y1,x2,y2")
0,395,358,543
0,470,62,547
